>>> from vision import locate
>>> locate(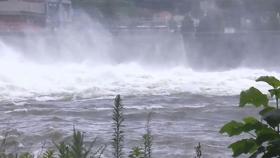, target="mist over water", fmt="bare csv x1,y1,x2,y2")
0,14,279,103
0,10,280,157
